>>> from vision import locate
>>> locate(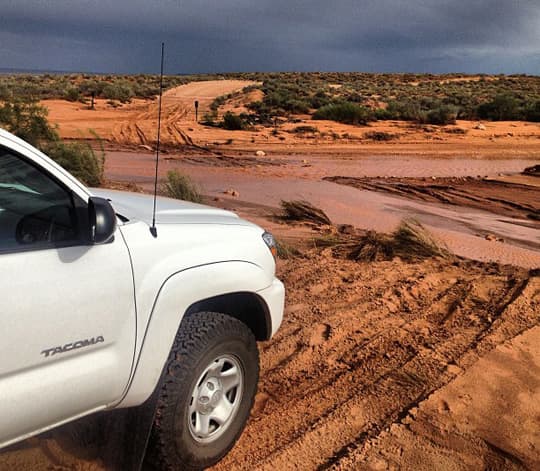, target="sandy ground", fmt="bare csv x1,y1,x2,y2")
1,81,538,470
